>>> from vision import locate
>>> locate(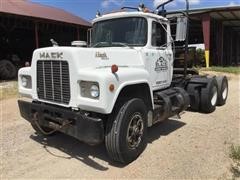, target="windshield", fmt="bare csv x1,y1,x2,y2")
92,17,147,47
